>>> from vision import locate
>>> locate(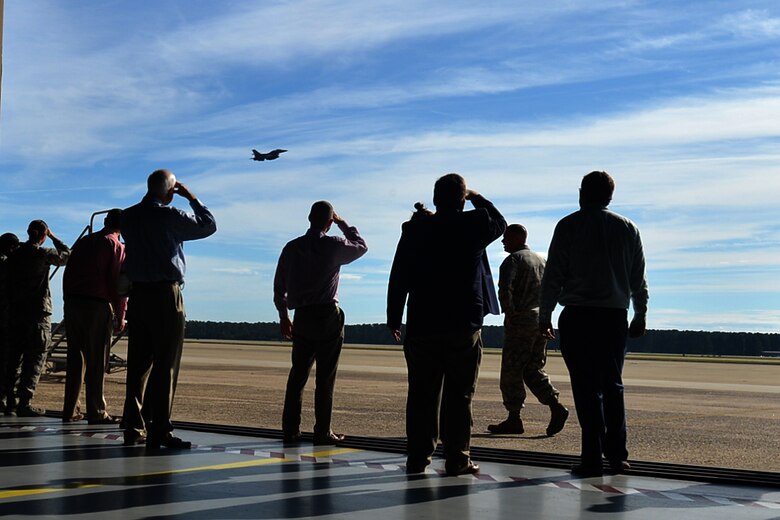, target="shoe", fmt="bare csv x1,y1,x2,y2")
123,432,147,446
63,413,85,422
147,433,192,450
16,405,46,417
571,463,604,477
546,403,569,436
283,432,303,445
487,415,523,434
88,415,121,425
313,432,345,446
405,459,430,474
4,407,16,417
608,460,631,474
445,460,480,477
